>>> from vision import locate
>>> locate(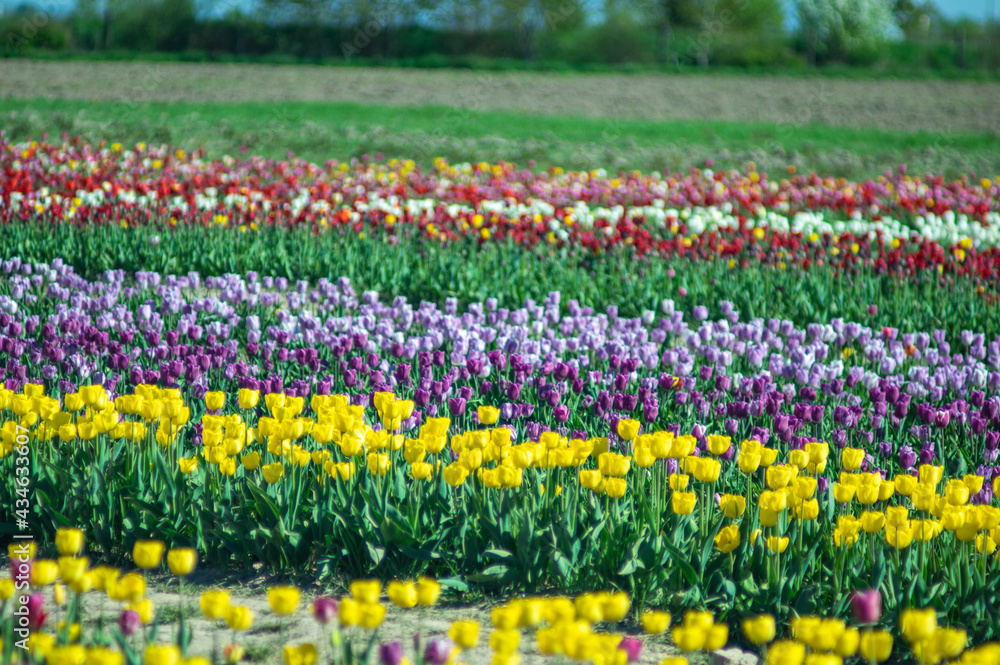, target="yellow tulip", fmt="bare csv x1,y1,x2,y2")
87,647,125,665
600,591,630,622
350,579,381,604
200,590,231,620
841,447,865,471
56,528,85,556
834,628,859,658
387,581,418,608
443,463,469,487
641,610,672,634
132,540,164,569
634,444,656,468
89,566,119,593
858,631,893,663
205,391,226,411
449,620,480,649
281,644,318,665
743,614,776,645
695,458,722,483
478,405,500,425
64,393,84,412
766,465,793,489
803,655,841,665
28,633,55,659
792,499,819,521
598,452,631,477
225,605,253,631
241,451,260,470
416,577,441,606
223,645,245,664
489,629,520,655
860,512,886,533
918,464,943,486
671,626,707,652
57,556,88,584
238,389,260,409
267,586,301,616
262,462,284,484
338,598,360,626
832,482,856,503
491,604,521,630
788,449,809,469
69,573,92,594
166,548,197,576
715,525,740,553
738,452,761,474
672,492,697,515
669,473,690,490
128,599,156,624
885,525,914,549
358,602,386,629
80,385,106,407
766,536,789,553
31,559,59,586
894,474,918,496
719,494,746,518
367,452,391,475
900,608,937,644
617,419,640,441
944,479,970,506
707,435,731,456
603,477,627,498
766,641,806,665
410,462,434,480
856,485,880,505
963,473,985,495
54,583,67,606
143,645,180,665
